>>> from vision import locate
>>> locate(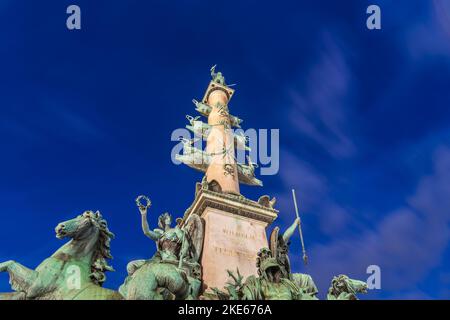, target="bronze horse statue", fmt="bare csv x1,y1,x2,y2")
0,210,122,300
